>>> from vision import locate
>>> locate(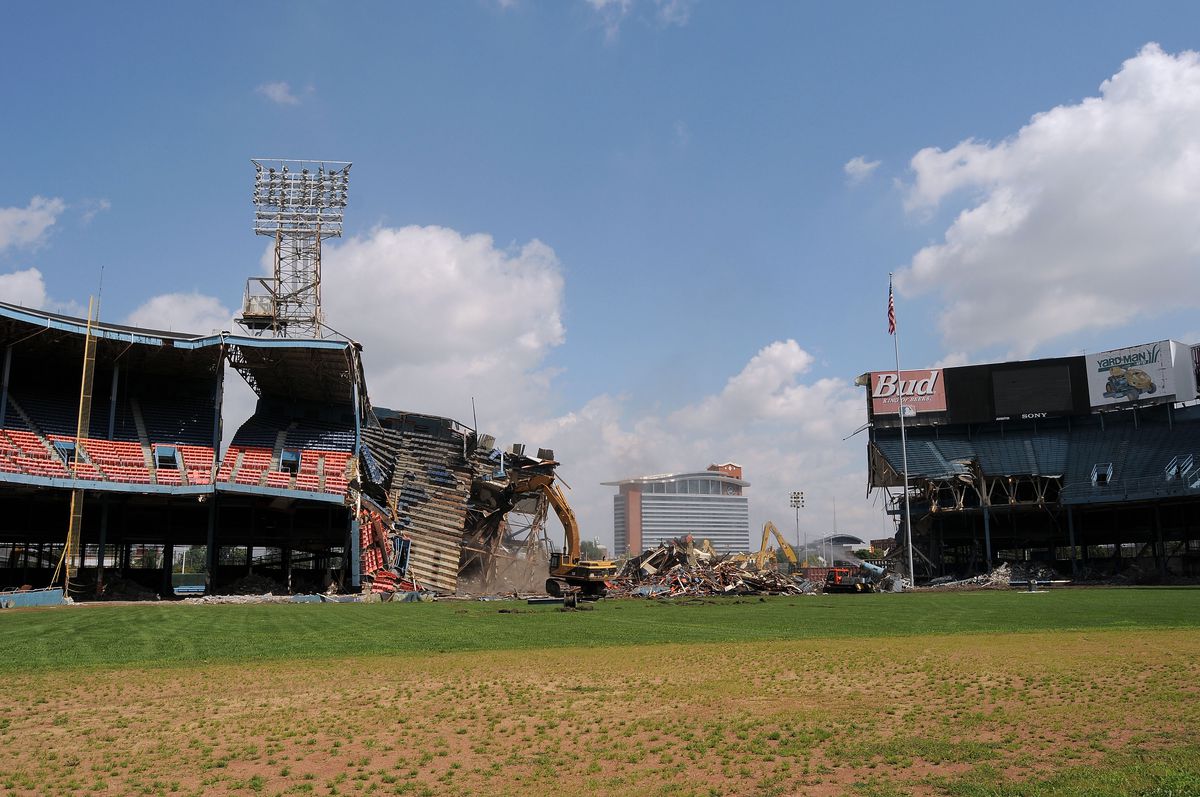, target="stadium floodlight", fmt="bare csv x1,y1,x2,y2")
789,490,806,566
238,158,352,338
